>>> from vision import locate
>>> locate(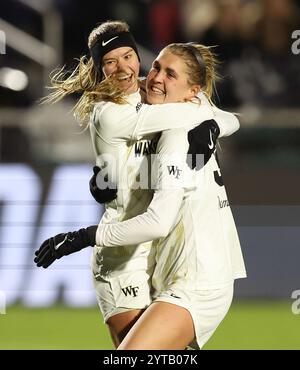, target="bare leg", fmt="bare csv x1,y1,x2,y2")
106,309,145,348
117,302,195,350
